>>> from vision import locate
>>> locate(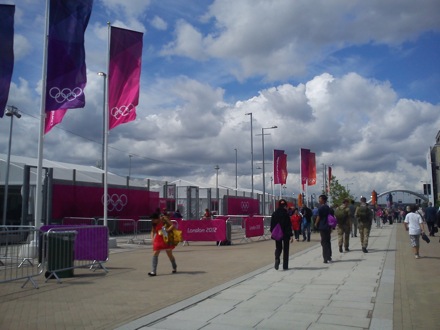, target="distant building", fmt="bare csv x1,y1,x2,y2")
428,130,440,205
